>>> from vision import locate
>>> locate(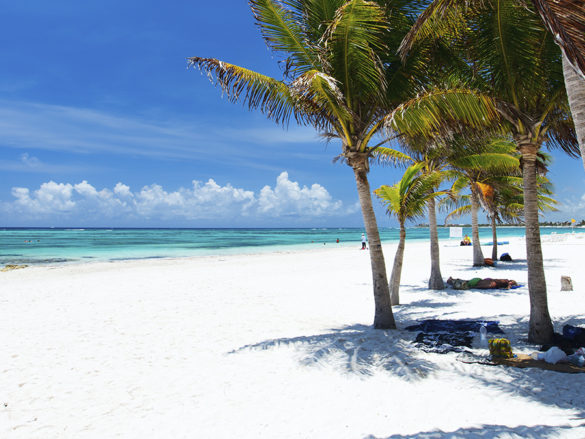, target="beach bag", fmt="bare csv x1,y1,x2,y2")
484,258,494,266
562,325,585,346
500,253,512,262
489,338,514,359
